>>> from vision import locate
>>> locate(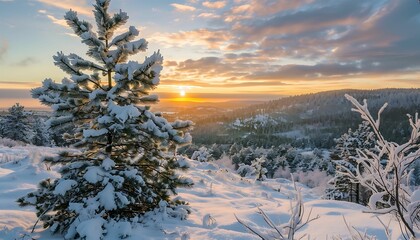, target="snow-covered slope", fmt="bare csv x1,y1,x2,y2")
0,146,403,239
